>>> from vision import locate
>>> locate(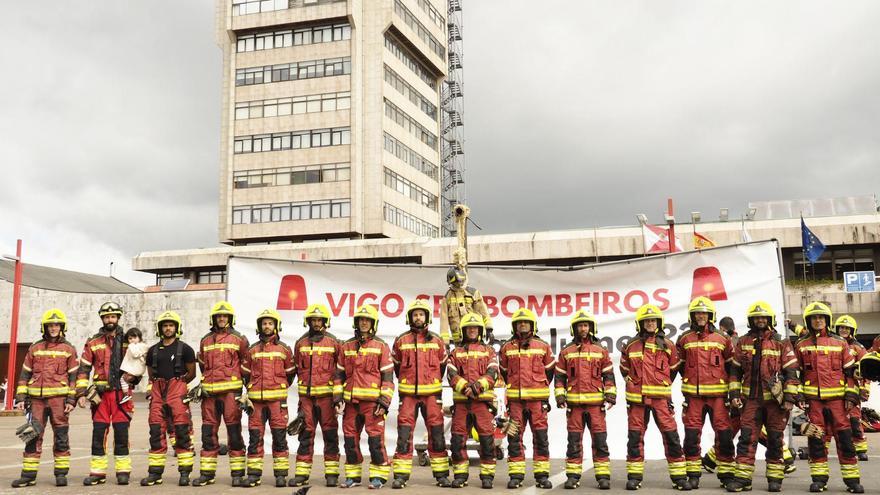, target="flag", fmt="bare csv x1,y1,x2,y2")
643,223,683,253
693,232,716,249
801,217,825,263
